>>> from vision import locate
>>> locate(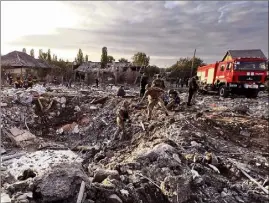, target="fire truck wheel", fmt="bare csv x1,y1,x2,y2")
219,85,228,98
